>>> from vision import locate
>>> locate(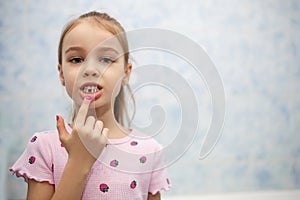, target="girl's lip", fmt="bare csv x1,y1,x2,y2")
80,89,103,101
